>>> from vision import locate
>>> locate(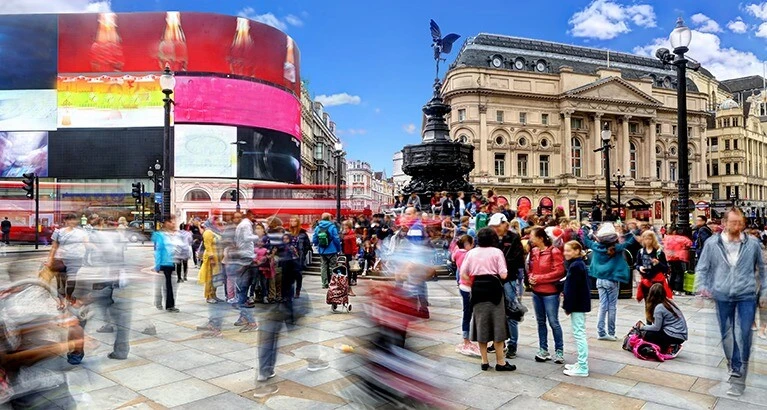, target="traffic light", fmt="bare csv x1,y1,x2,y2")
131,182,141,200
229,189,238,202
22,173,35,200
